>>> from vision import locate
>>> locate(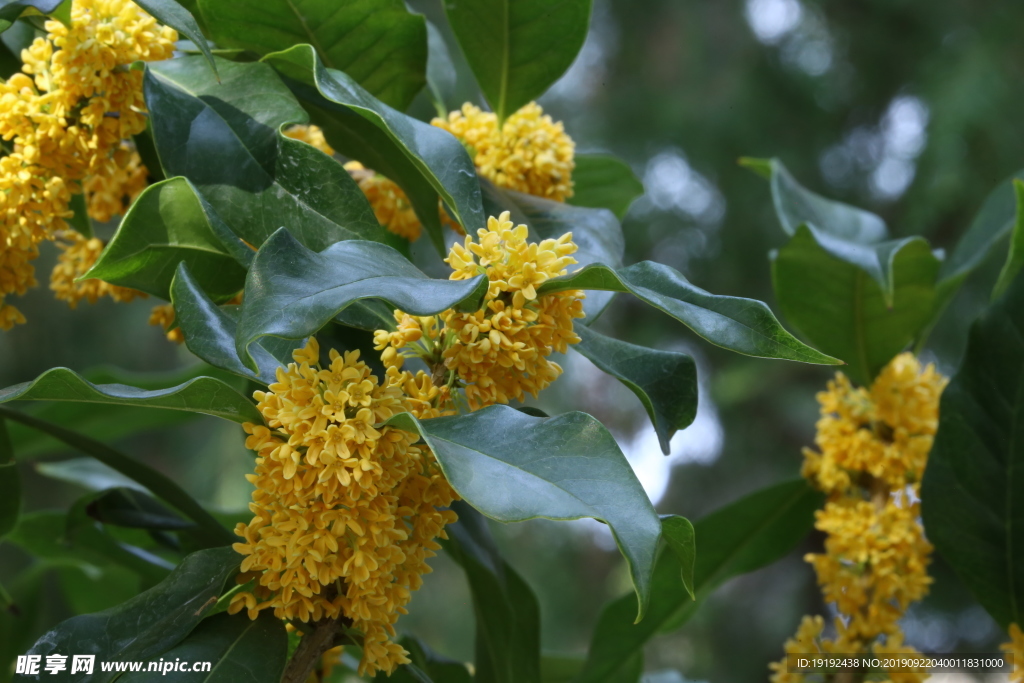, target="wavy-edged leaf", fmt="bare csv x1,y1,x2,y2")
742,157,888,244
537,260,840,365
0,419,19,539
443,0,592,122
575,480,822,683
262,44,485,253
198,0,426,111
86,177,249,300
444,503,540,683
574,325,696,455
921,272,1024,629
0,0,64,32
992,179,1024,301
235,229,486,370
569,154,644,219
122,612,288,683
26,547,239,683
0,367,261,424
0,406,233,547
171,263,297,384
661,515,695,601
772,225,940,384
135,0,217,77
145,56,384,252
383,406,661,622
